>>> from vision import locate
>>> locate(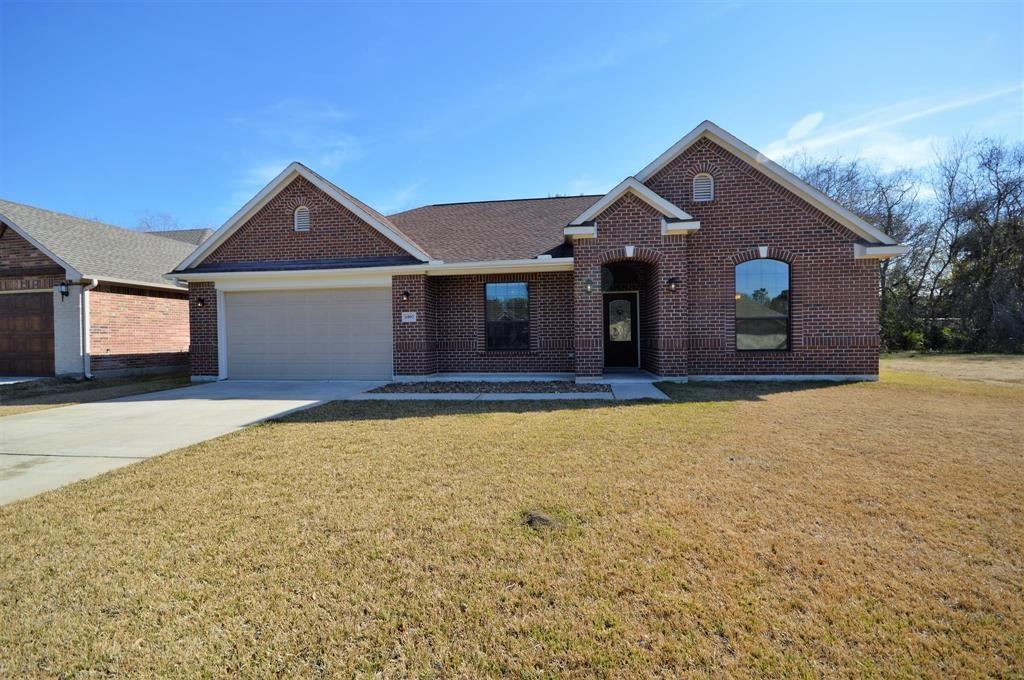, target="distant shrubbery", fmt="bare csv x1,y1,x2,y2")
789,139,1023,353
